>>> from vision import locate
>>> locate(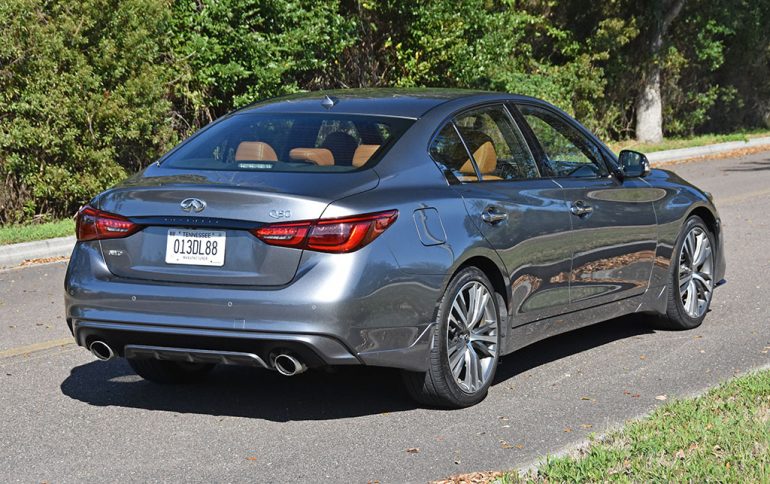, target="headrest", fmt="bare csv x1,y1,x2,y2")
235,141,277,161
321,132,358,166
455,128,498,176
352,145,380,168
471,141,497,174
289,148,335,166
